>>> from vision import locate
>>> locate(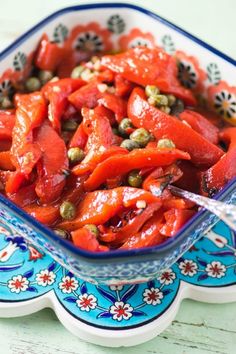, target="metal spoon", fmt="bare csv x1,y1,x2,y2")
169,185,236,232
